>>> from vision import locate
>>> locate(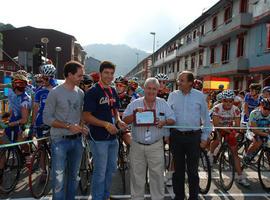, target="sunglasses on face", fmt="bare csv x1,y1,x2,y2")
159,81,166,84
116,83,126,88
